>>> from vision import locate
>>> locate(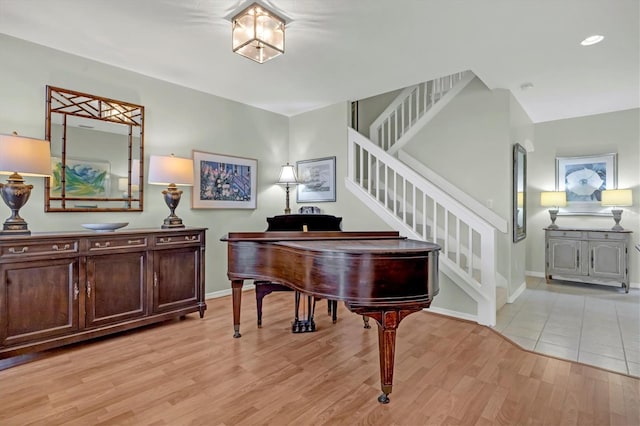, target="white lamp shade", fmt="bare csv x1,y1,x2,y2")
0,133,51,177
517,192,524,208
277,163,298,184
540,191,567,207
601,189,633,207
148,155,194,186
